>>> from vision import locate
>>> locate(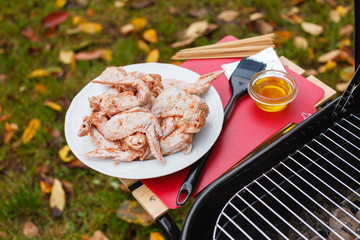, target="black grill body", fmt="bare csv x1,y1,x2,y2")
180,90,360,239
